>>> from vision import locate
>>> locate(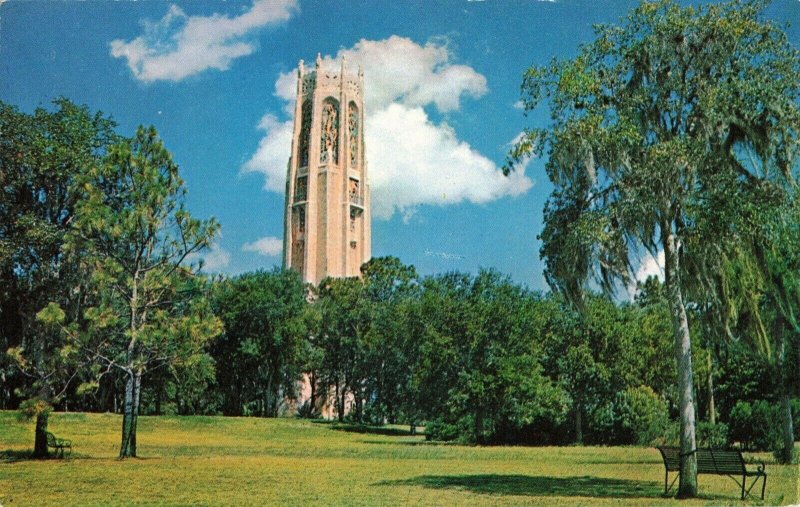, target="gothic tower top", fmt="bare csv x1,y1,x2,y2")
283,56,371,285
